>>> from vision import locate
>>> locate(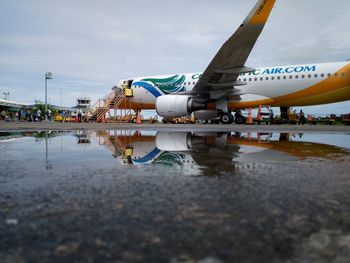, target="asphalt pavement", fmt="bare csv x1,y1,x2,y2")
1,126,350,262
1,121,350,133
